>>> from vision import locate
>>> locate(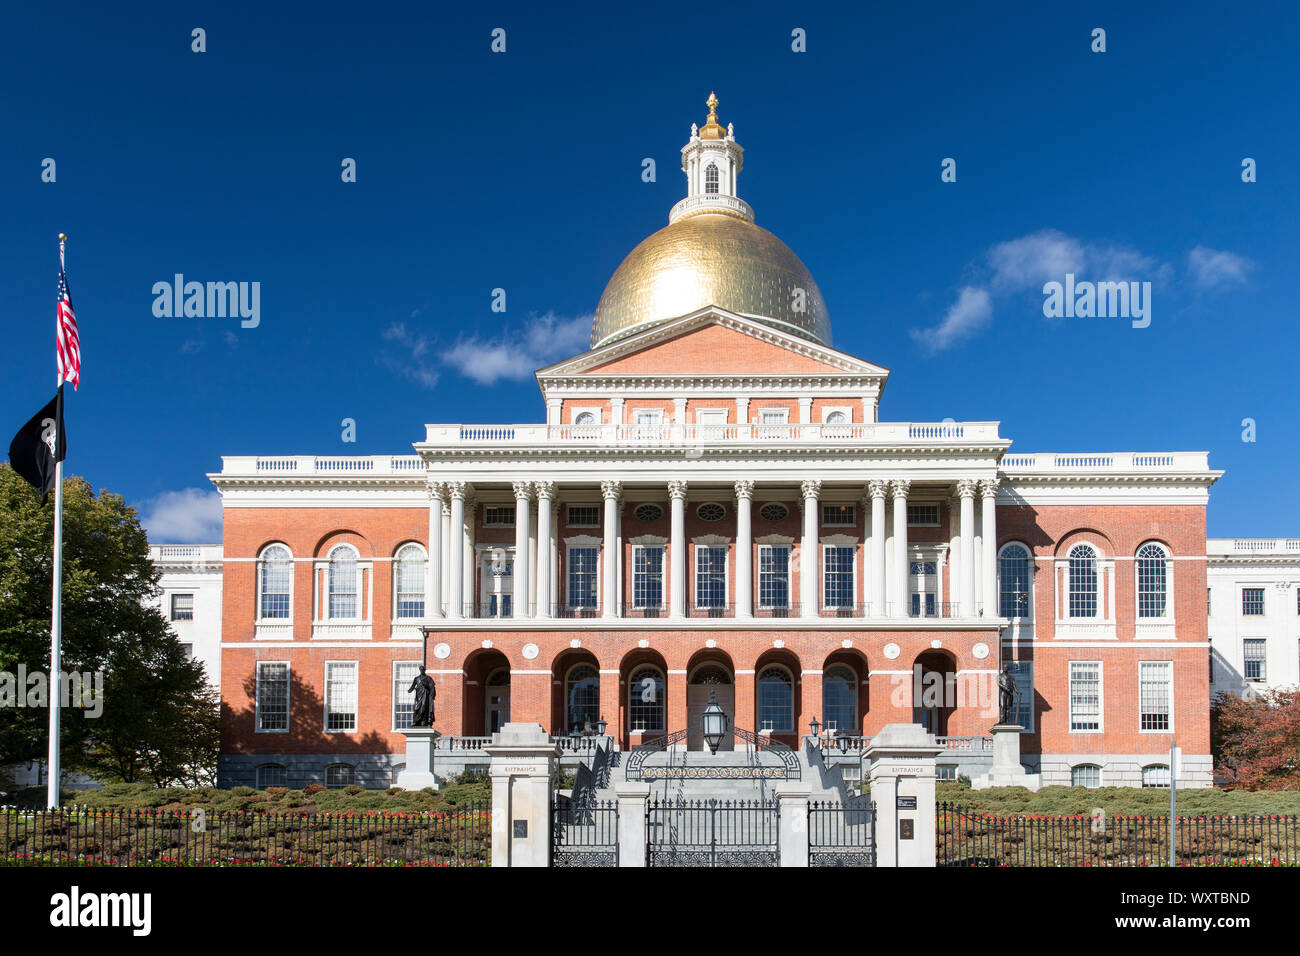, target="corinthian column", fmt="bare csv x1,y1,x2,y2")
890,479,910,620
734,480,754,619
800,479,822,618
512,481,533,618
601,480,621,618
669,480,689,617
425,478,445,619
868,480,888,616
957,479,979,618
446,482,469,621
534,481,556,619
980,478,1000,617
